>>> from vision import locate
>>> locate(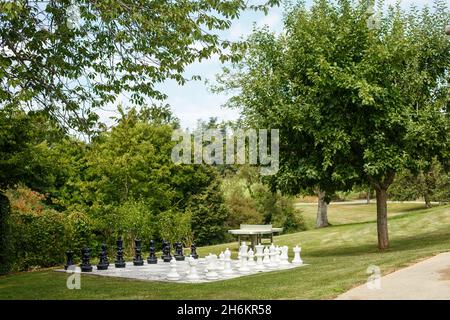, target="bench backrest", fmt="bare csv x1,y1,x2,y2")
240,224,272,231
